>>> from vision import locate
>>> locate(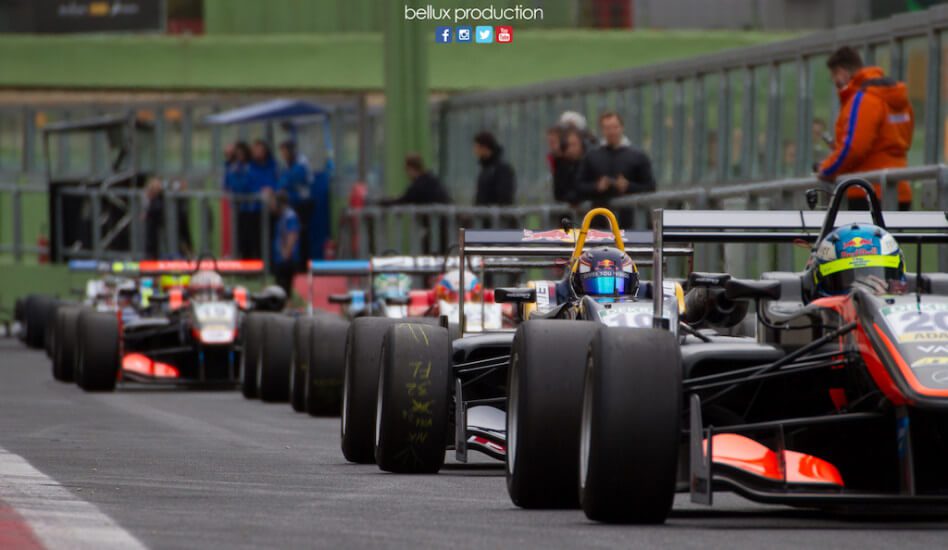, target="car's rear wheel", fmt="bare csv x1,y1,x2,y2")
75,310,120,392
52,306,81,382
306,316,349,416
258,315,294,402
375,322,451,473
240,313,270,399
341,318,399,464
25,295,55,349
580,327,681,524
506,320,600,508
289,317,315,412
44,300,63,359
